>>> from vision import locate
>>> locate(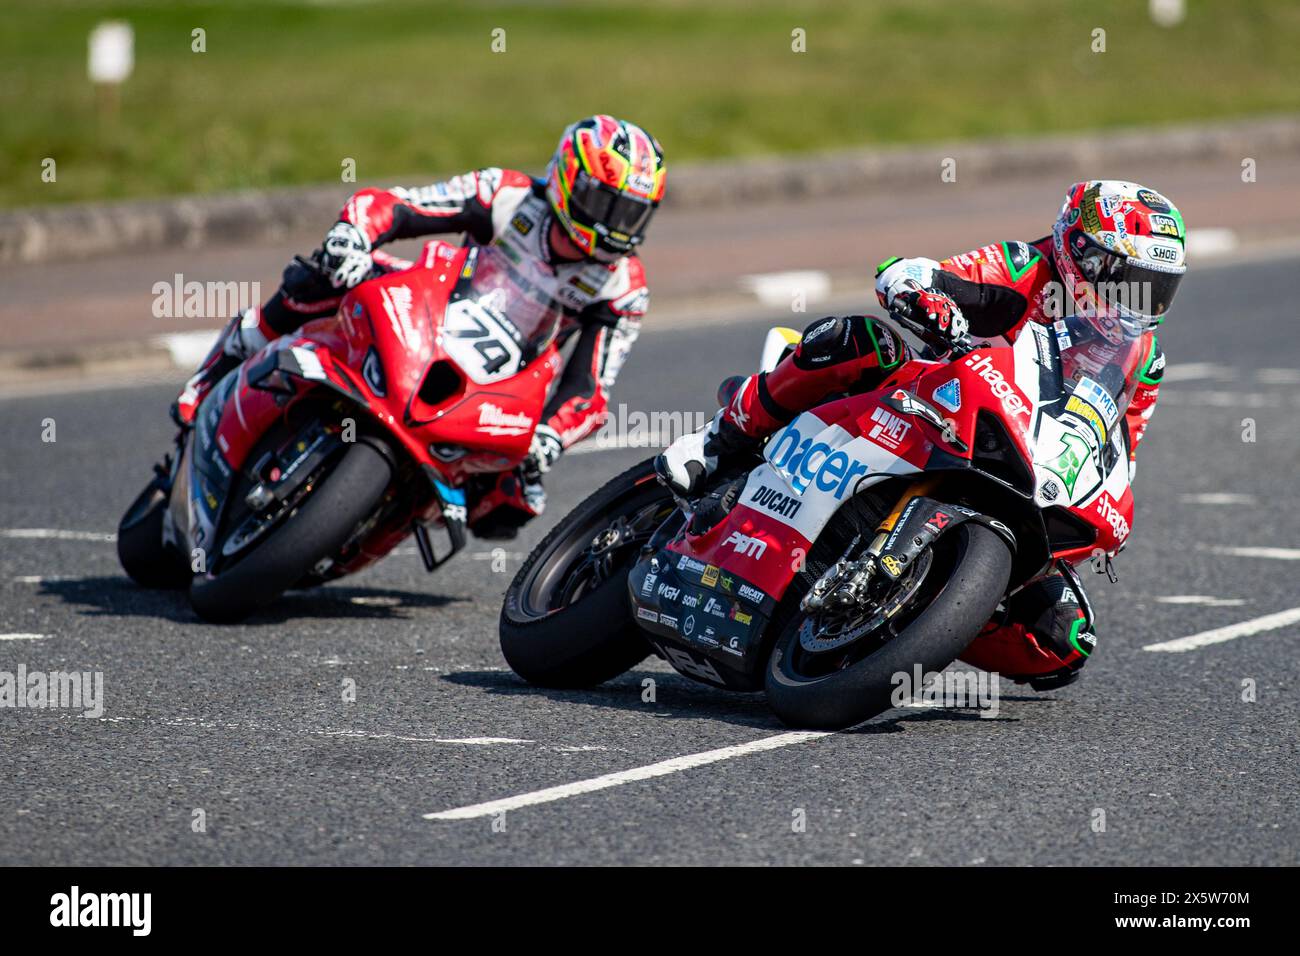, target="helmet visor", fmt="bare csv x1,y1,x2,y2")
1071,231,1184,335
569,171,656,241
